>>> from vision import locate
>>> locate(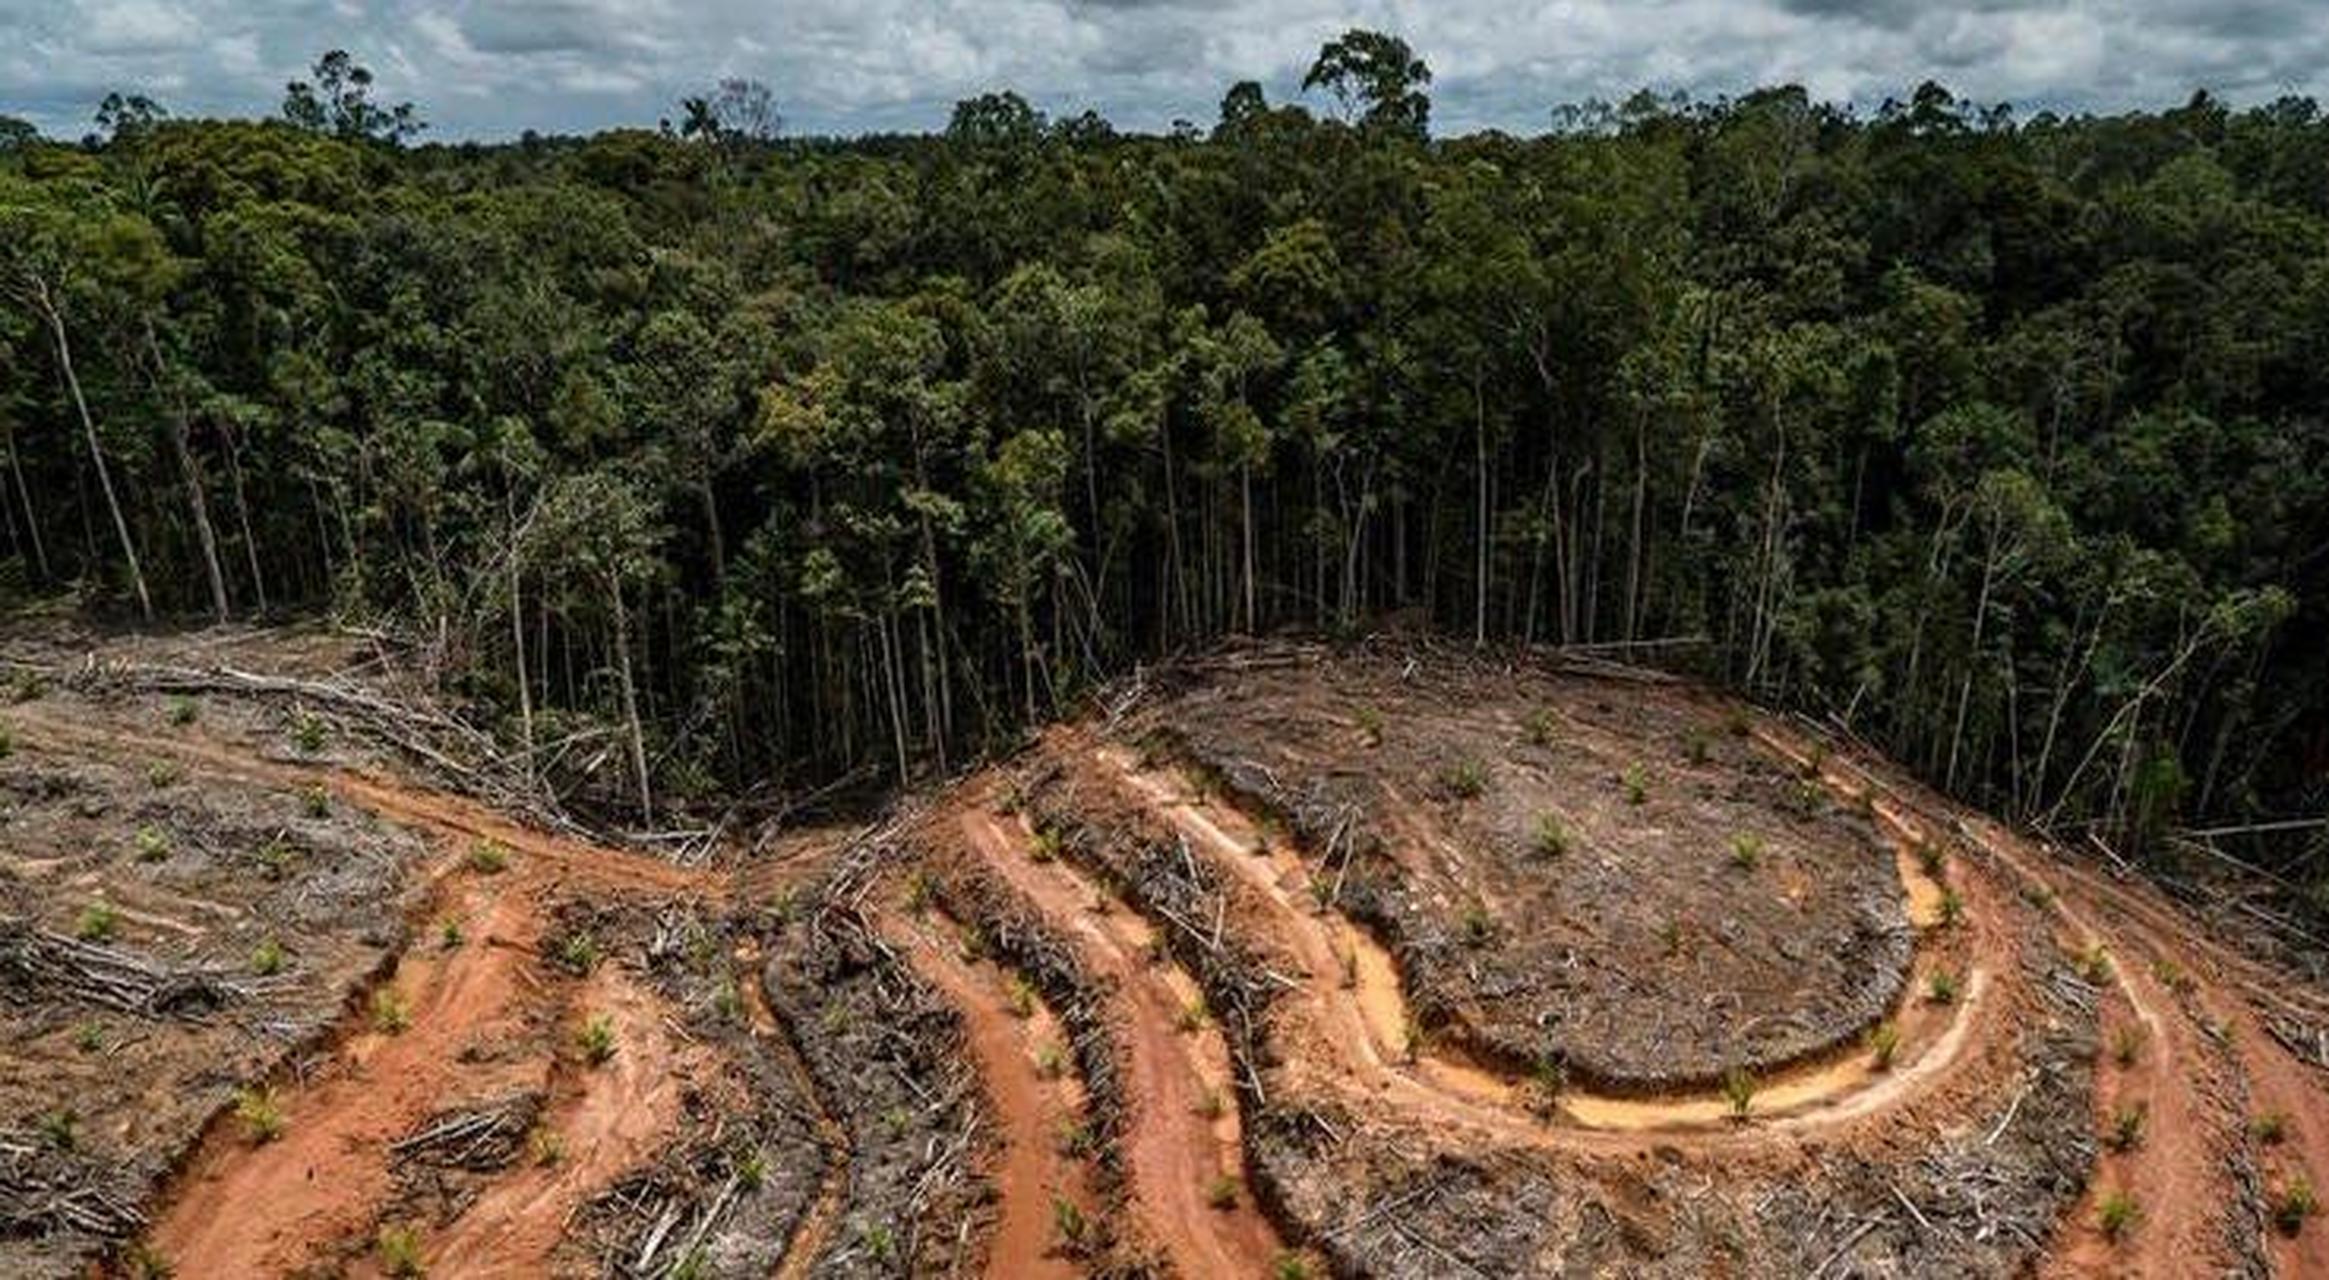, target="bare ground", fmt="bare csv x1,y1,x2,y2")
3,631,2326,1277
